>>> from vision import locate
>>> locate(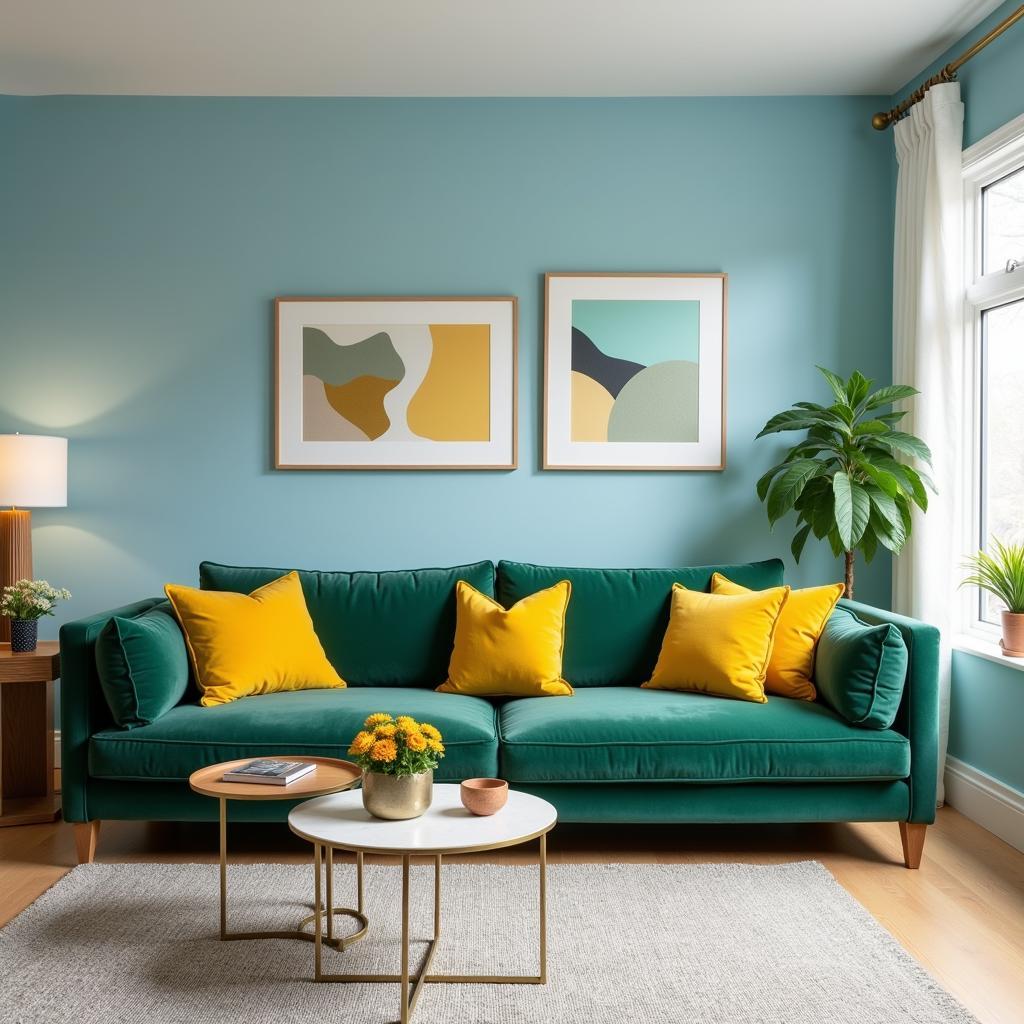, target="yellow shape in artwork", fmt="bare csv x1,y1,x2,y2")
408,324,490,441
570,370,614,441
